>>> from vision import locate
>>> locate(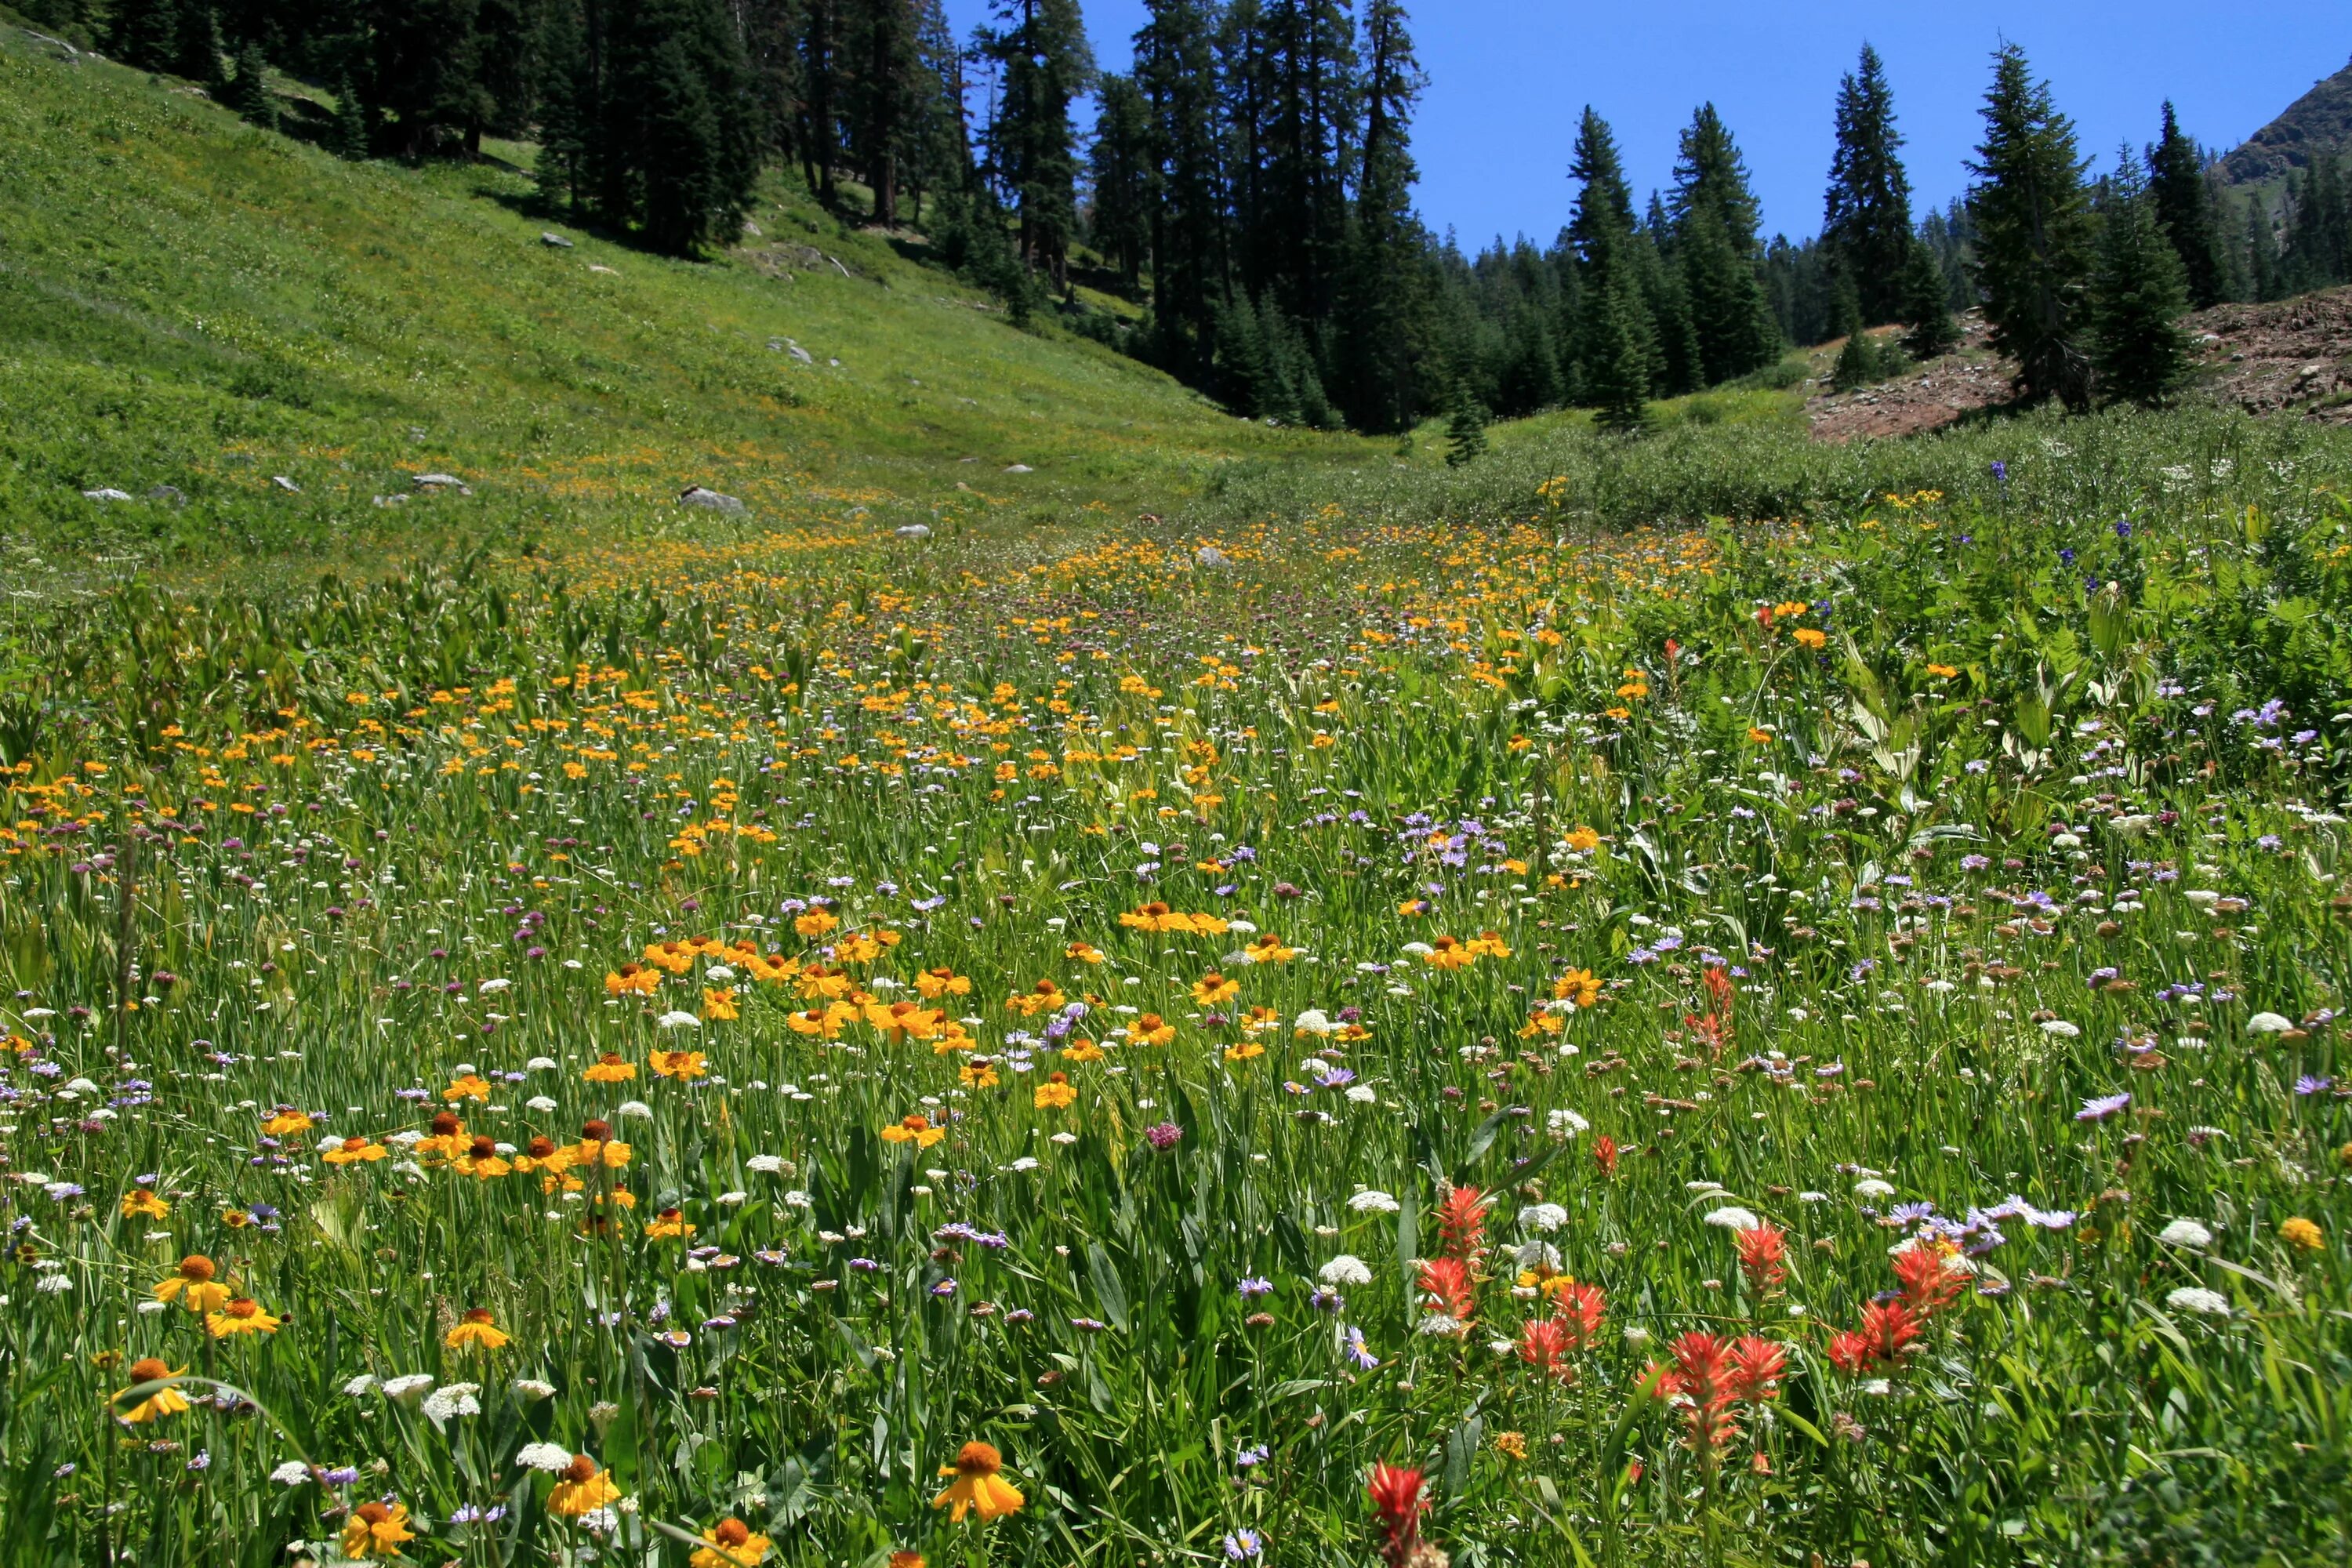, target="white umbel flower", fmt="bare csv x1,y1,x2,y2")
1318,1254,1374,1287
2157,1218,2214,1250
